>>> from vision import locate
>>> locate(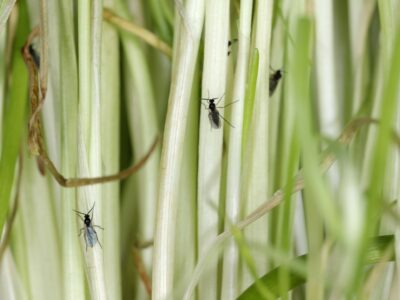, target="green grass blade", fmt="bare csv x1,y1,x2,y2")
237,235,395,300
0,0,29,237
